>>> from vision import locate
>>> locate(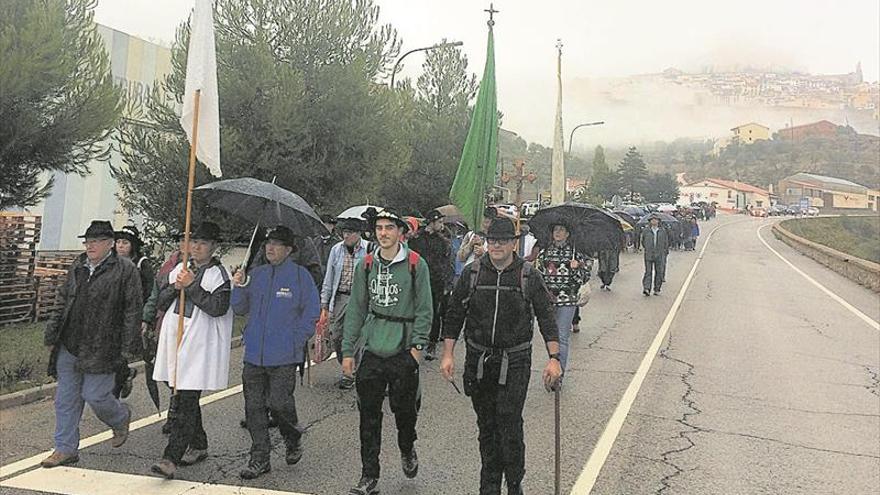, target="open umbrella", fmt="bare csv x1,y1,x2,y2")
613,211,637,228
195,178,327,236
338,204,384,221
608,212,634,232
529,202,624,253
622,205,646,218
638,212,678,226
435,204,465,226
